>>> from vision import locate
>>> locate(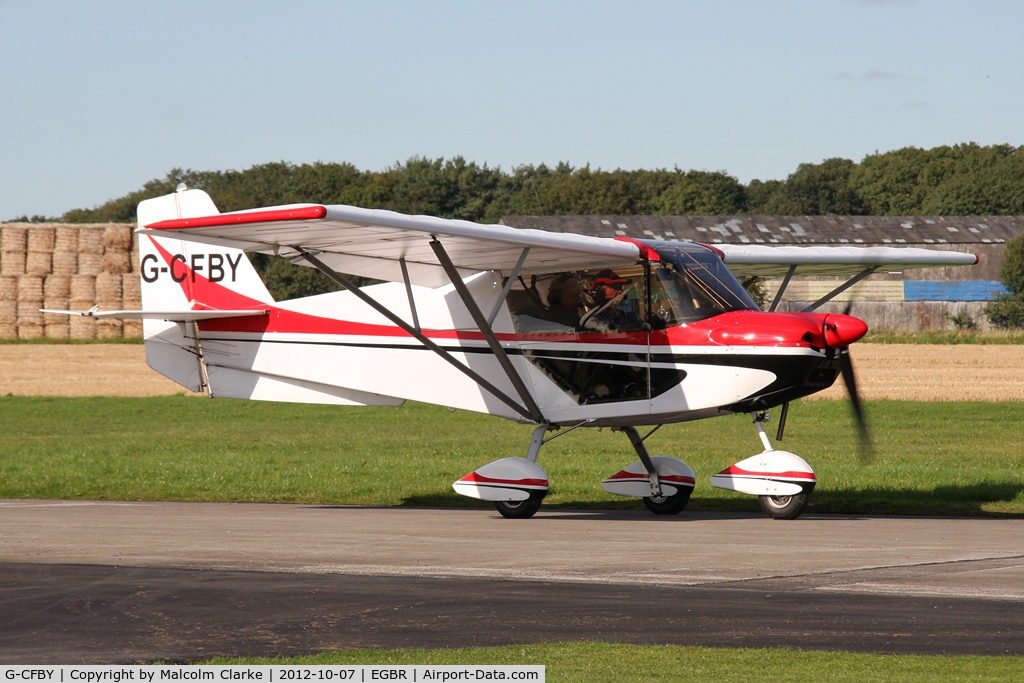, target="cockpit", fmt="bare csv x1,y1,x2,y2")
506,242,759,335
504,242,760,405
